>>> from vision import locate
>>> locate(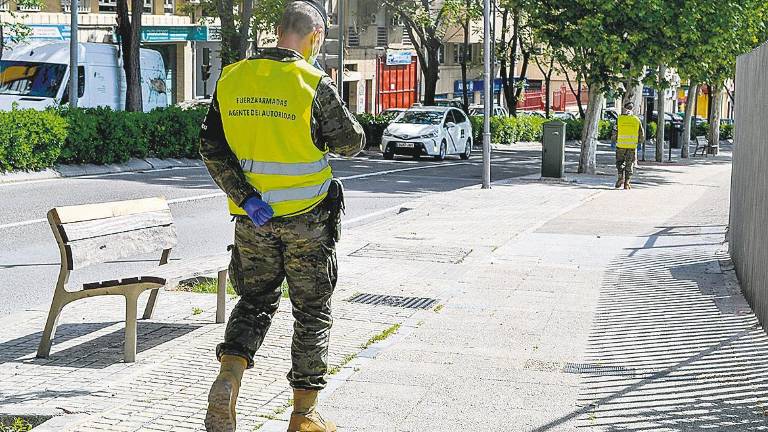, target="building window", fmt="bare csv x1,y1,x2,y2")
164,0,173,13
453,44,472,64
0,0,9,11
62,0,91,12
438,45,445,64
348,26,360,47
17,0,41,11
99,0,116,13
376,26,387,47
